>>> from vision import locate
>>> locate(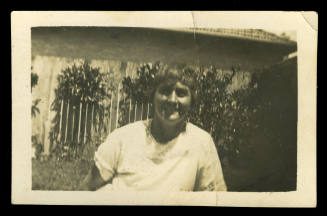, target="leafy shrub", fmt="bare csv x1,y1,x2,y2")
31,70,42,158
31,71,39,90
32,134,43,159
31,71,41,117
49,60,114,160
